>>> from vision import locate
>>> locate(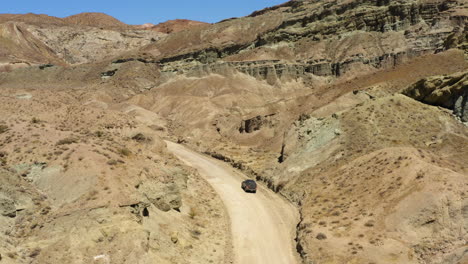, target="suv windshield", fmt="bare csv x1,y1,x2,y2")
246,180,256,186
